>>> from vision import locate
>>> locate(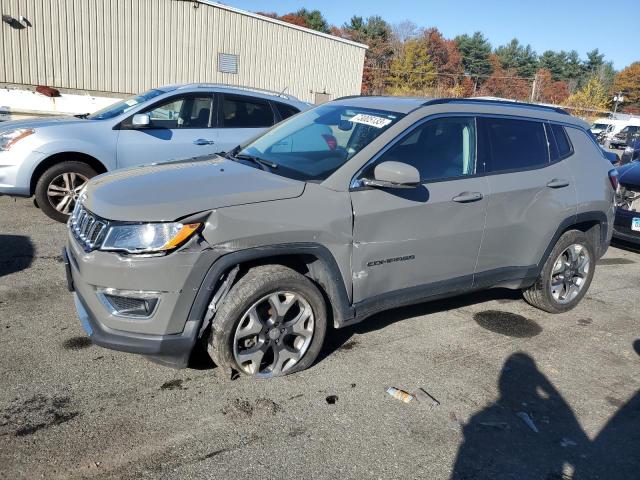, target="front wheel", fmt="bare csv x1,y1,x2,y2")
34,161,97,222
208,265,327,378
523,230,595,313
